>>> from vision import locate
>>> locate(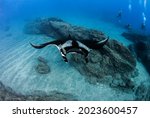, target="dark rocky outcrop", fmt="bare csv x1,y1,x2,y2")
35,56,50,74
124,31,150,74
0,81,77,101
129,41,150,74
24,17,137,89
24,17,105,40
70,40,136,88
122,32,149,43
